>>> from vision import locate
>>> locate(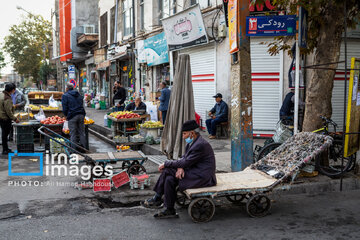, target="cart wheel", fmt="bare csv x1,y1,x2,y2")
225,194,246,204
176,187,190,208
188,198,215,223
121,161,131,170
127,164,146,176
246,194,271,218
